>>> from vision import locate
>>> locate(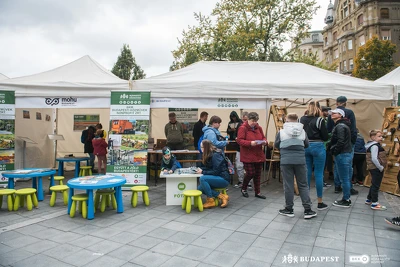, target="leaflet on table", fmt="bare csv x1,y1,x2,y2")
255,140,265,145
3,169,34,174
107,178,124,182
80,180,98,184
